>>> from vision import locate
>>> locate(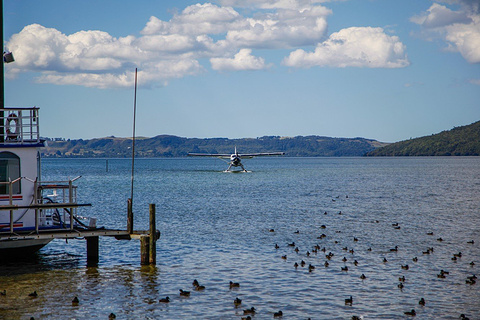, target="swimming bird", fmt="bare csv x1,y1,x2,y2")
274,310,283,317
275,244,279,249
341,266,349,272
324,261,329,267
360,274,366,280
308,264,315,272
342,257,348,262
427,232,434,235
460,314,470,320
269,229,275,232
467,240,474,244
401,264,409,270
354,260,359,266
437,237,443,242
453,252,462,258
72,296,79,306
243,307,256,315
159,297,170,303
288,242,295,247
179,289,190,297
470,261,475,266
229,281,240,288
419,298,425,306
195,284,205,291
234,297,242,306
383,258,388,263
320,225,326,229
399,276,406,282
404,309,416,316
108,313,116,319
300,260,306,267
398,283,404,289
281,255,287,260
294,230,299,234
28,291,38,298
241,317,252,320
412,257,418,262
294,247,299,252
192,279,199,287
294,262,299,268
345,296,353,305
354,237,358,242
390,246,398,252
